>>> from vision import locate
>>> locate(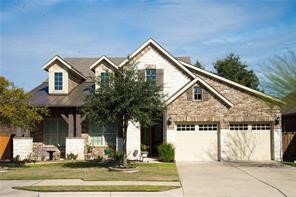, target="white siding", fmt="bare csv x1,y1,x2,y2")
126,121,140,160
274,128,282,161
135,47,190,98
